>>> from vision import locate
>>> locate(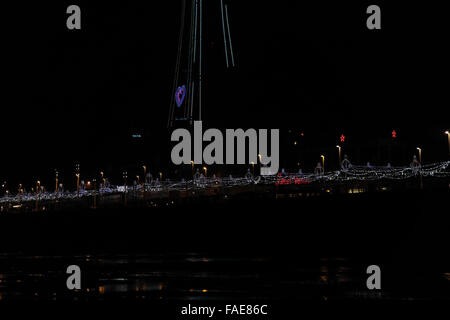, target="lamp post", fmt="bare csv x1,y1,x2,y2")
203,166,207,177
123,170,128,205
75,163,80,198
258,154,262,176
123,171,128,187
416,147,423,190
1,181,6,197
93,178,97,209
320,155,325,172
142,165,147,191
445,131,450,156
55,170,59,194
55,169,59,202
35,180,40,211
18,184,22,202
336,145,342,167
